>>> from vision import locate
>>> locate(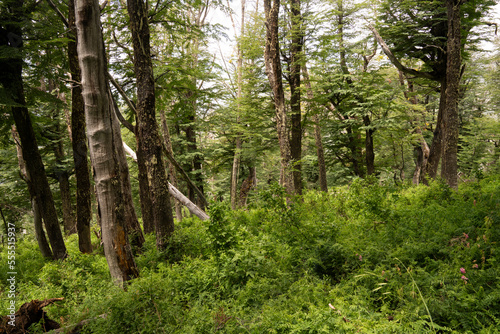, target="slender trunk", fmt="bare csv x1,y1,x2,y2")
302,64,327,192
12,127,53,258
363,115,375,176
441,0,461,189
264,0,294,195
76,0,138,284
68,0,92,253
127,0,175,249
229,0,245,209
160,110,183,221
289,0,303,195
0,1,67,259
